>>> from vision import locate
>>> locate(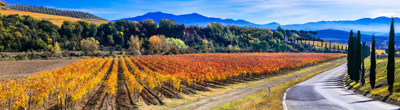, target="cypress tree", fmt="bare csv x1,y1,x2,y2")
347,30,354,80
313,40,315,46
352,35,357,81
325,42,328,49
370,35,376,89
355,31,361,82
361,42,365,85
387,18,395,94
